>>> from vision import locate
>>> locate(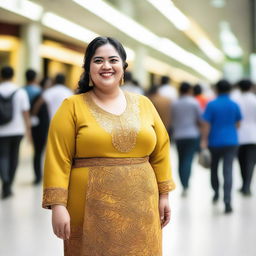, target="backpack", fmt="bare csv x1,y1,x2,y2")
0,90,17,125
